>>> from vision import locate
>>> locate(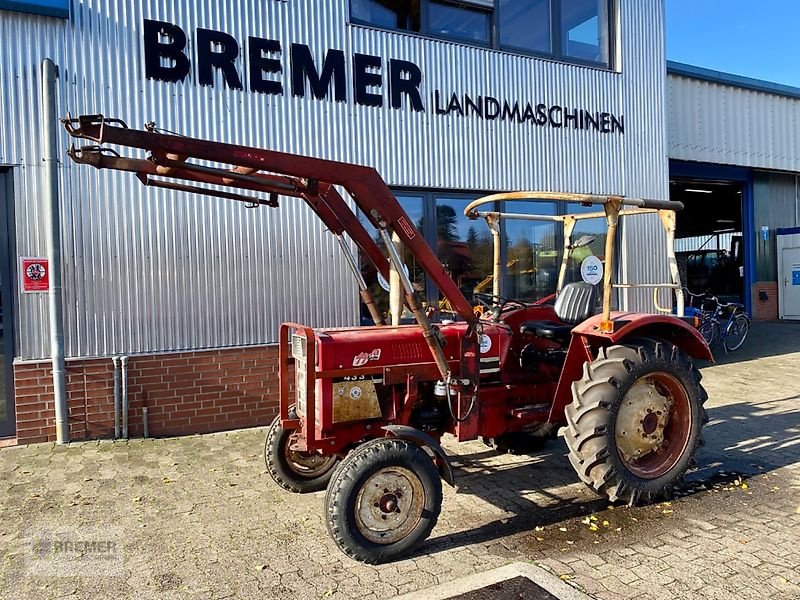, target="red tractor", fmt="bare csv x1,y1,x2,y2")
64,115,711,564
